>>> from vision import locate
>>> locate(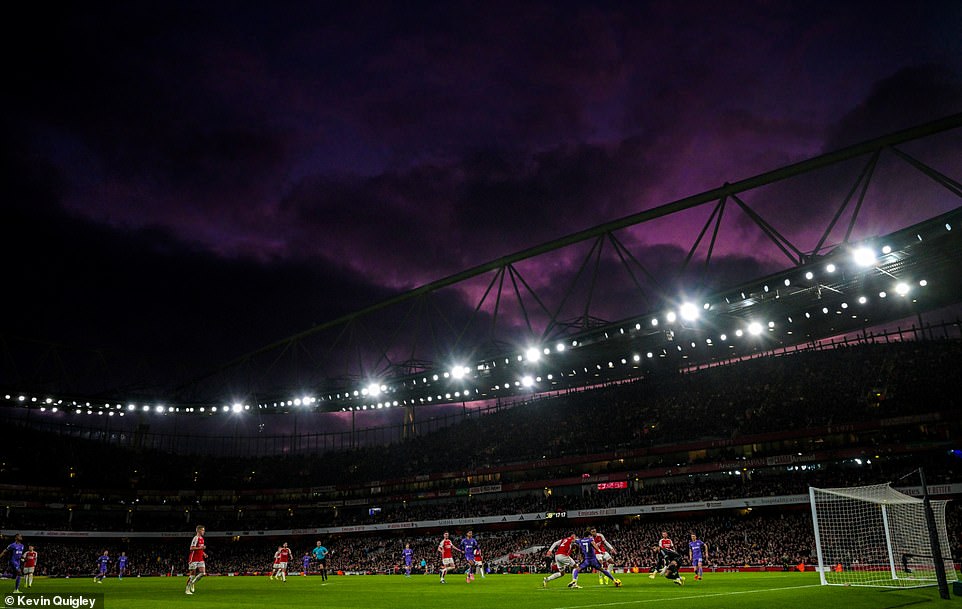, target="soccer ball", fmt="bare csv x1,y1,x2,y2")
613,579,622,587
